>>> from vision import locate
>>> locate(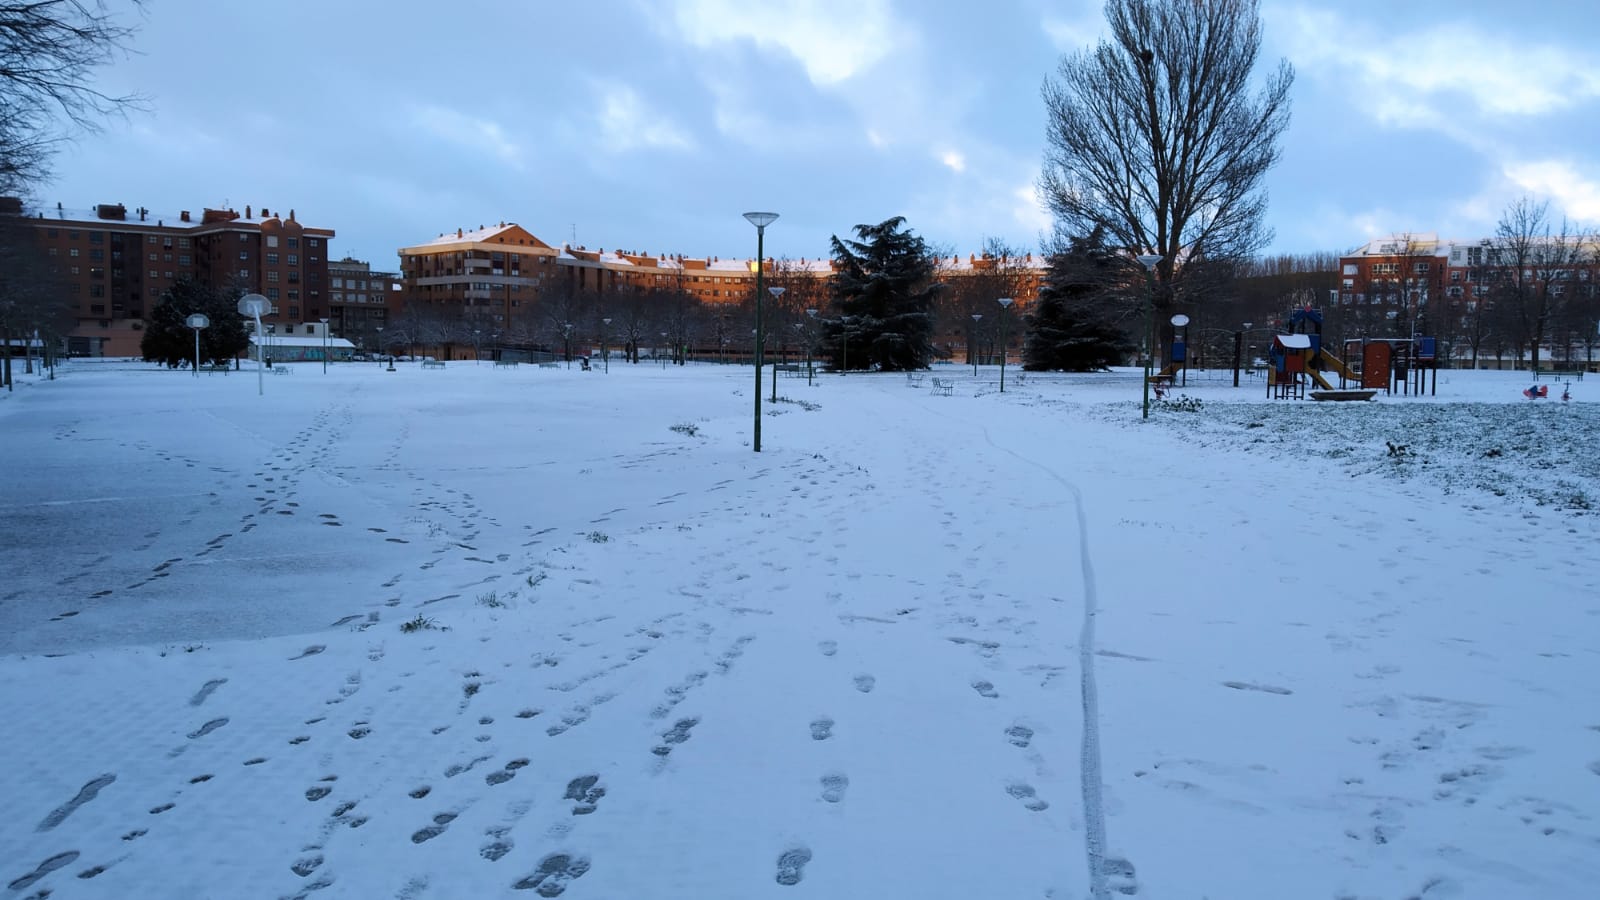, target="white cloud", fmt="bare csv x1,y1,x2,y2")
668,0,900,86
1503,159,1600,222
1272,6,1600,120
410,105,523,167
1040,9,1102,52
594,83,695,153
939,150,966,173
1011,183,1052,234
